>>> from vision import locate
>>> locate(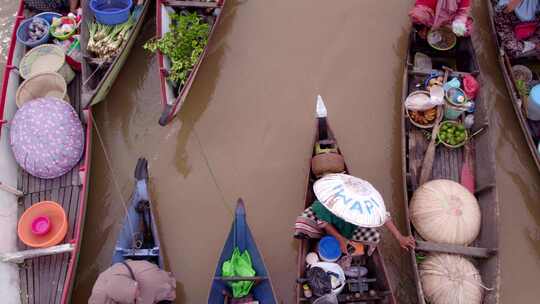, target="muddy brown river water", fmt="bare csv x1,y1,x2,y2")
1,0,539,303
